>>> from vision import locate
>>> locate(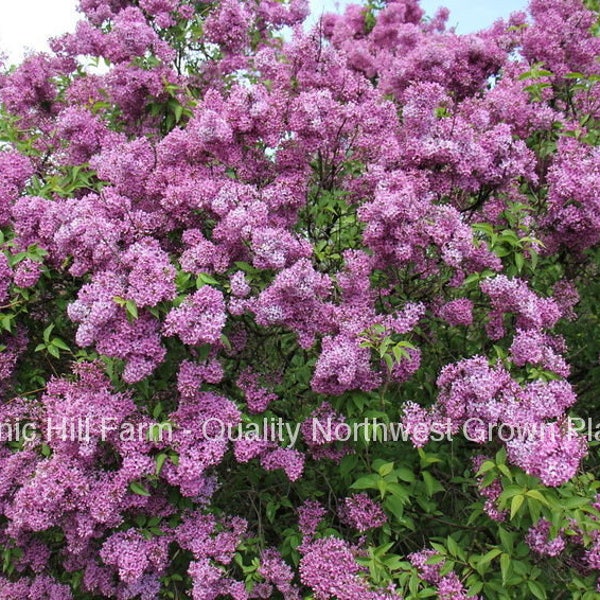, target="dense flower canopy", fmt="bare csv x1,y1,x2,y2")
1,0,600,598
